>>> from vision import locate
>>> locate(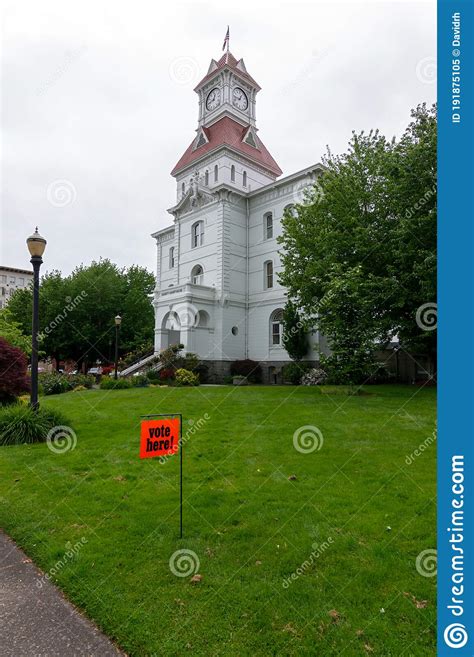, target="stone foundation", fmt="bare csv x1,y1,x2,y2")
200,360,319,384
